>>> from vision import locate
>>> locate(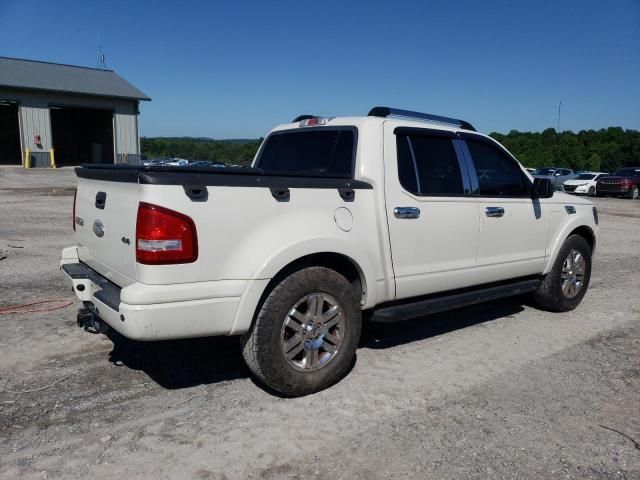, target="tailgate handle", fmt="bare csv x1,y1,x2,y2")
271,187,290,202
95,191,106,209
183,185,208,202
